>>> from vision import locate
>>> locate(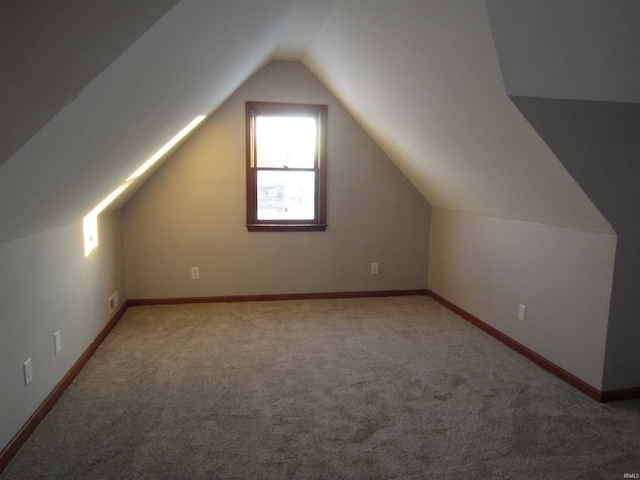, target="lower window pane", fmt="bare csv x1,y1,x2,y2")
257,170,316,220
